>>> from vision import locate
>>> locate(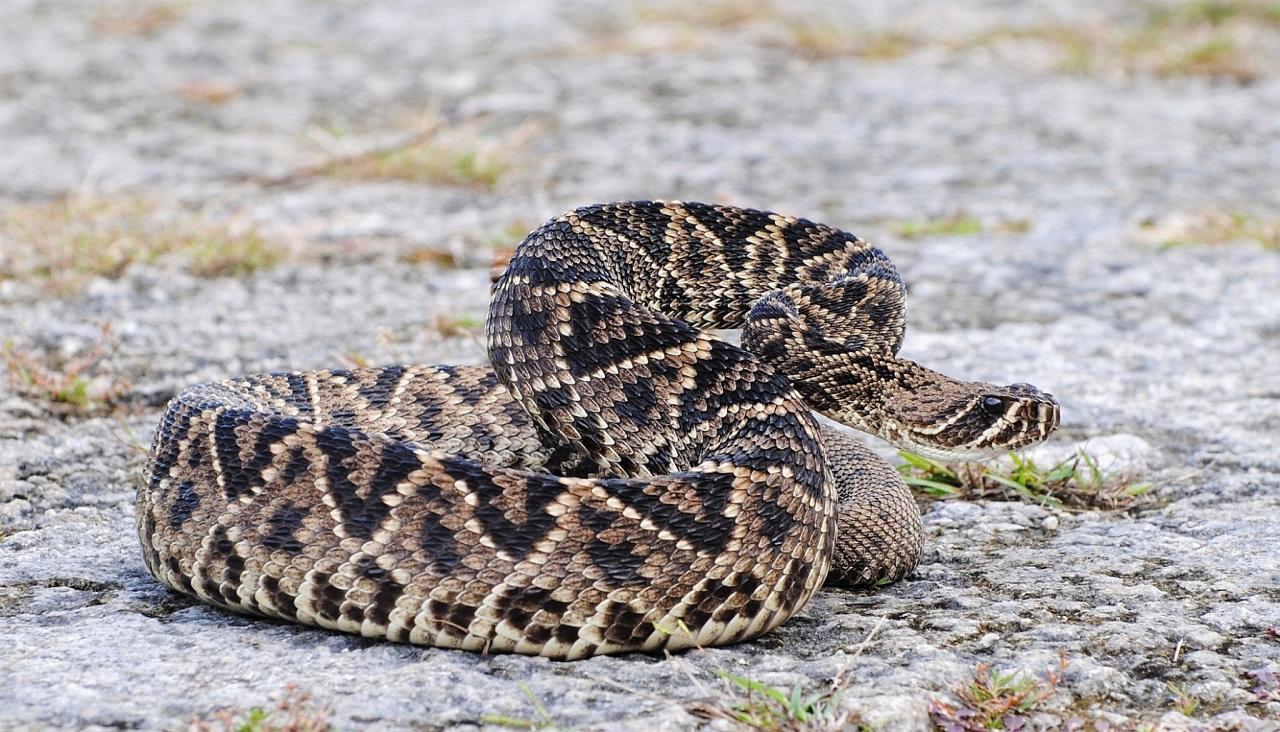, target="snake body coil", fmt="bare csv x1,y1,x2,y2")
137,202,1059,659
